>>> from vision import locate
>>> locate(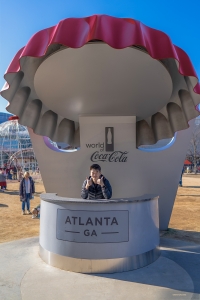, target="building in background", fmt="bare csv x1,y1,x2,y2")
0,116,38,173
0,112,12,124
195,115,200,125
